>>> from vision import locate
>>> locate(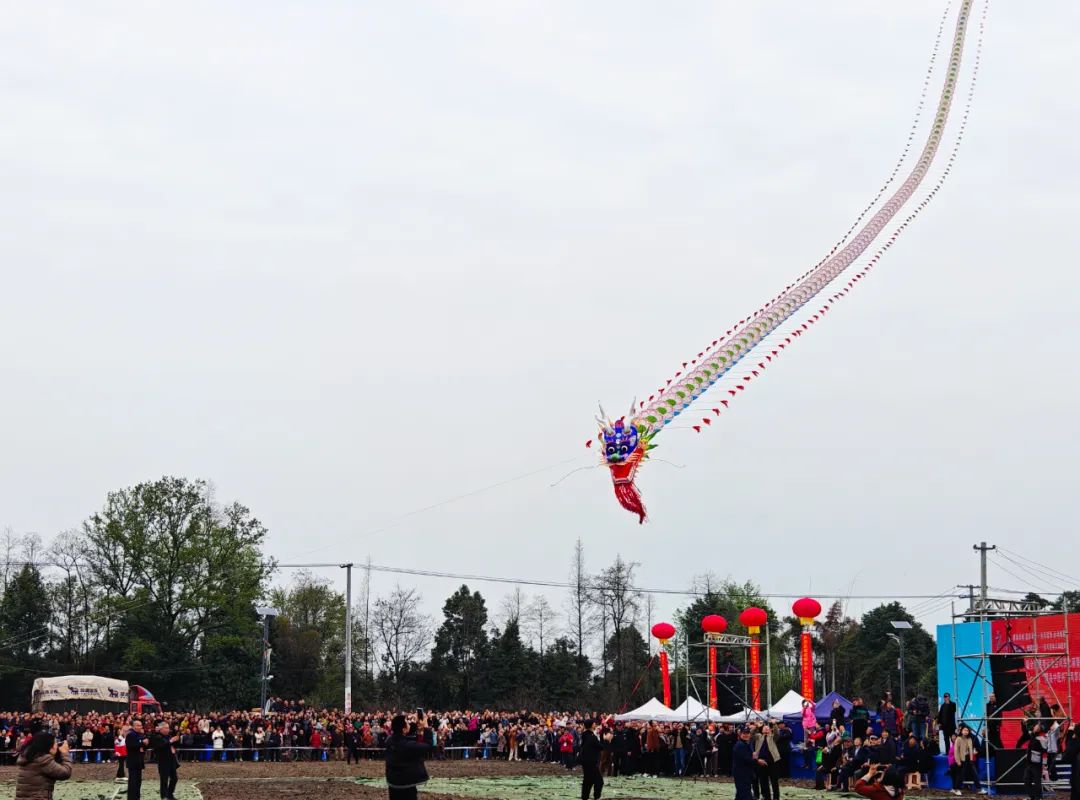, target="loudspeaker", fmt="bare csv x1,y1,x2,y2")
994,749,1027,788
990,654,1031,711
